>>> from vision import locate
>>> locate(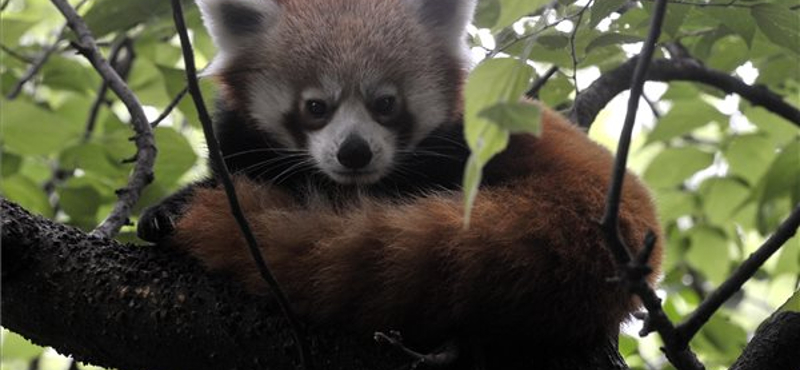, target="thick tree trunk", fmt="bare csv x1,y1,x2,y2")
2,197,630,369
